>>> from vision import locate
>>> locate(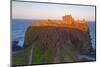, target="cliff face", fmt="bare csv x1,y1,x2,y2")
24,26,91,54
22,25,92,64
